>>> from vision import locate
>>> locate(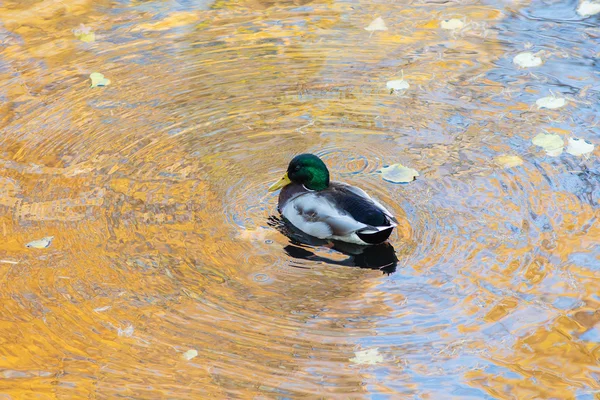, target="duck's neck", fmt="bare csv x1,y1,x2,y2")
305,168,329,191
